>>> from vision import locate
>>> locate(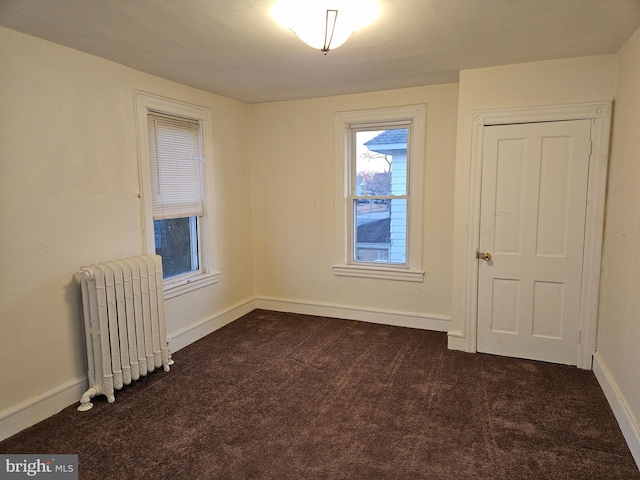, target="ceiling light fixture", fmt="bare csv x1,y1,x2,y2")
271,0,380,54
